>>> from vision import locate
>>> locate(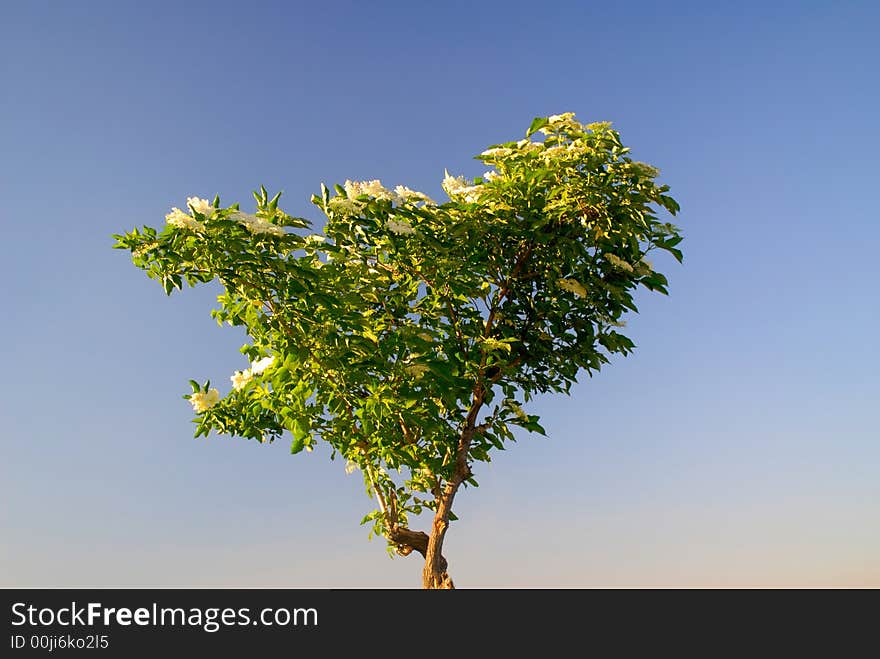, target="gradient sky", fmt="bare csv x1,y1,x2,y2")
1,0,877,587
